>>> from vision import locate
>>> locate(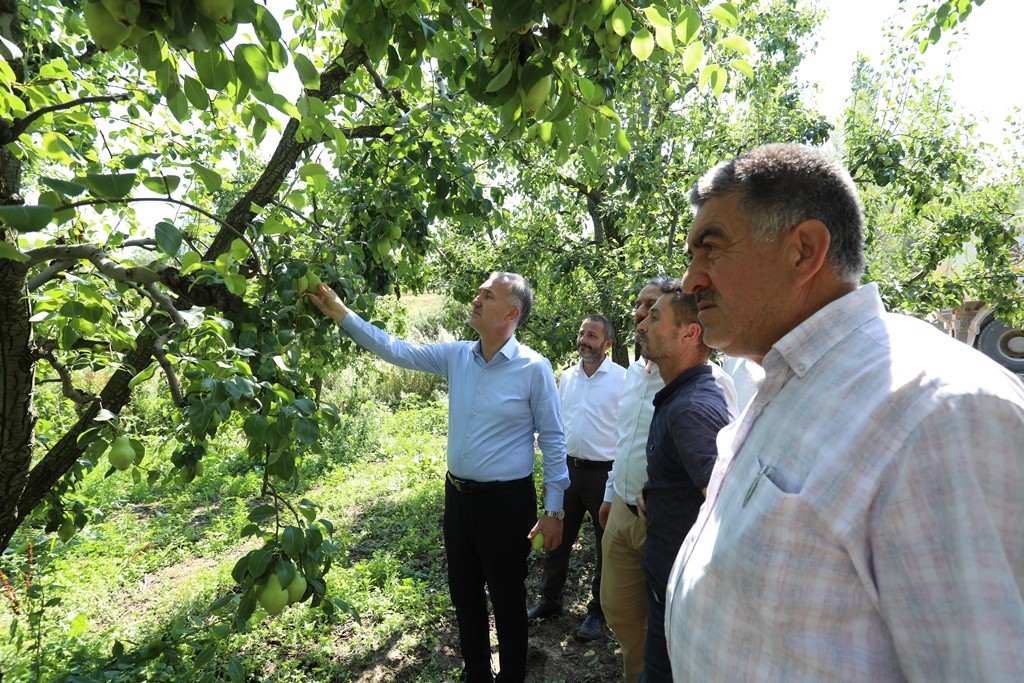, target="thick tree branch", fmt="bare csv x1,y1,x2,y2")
59,197,261,269
23,244,160,285
362,59,410,112
143,282,184,407
0,94,130,144
37,348,97,405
